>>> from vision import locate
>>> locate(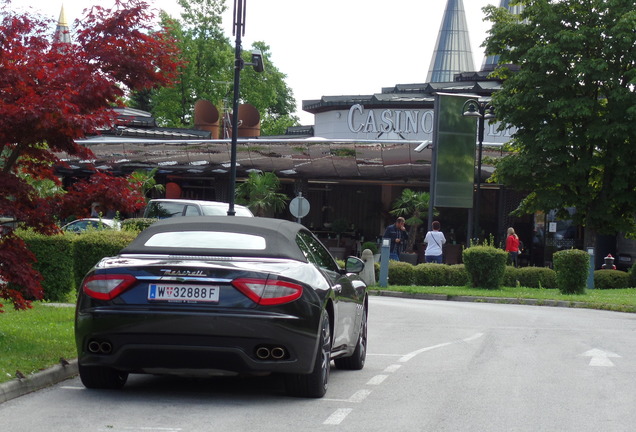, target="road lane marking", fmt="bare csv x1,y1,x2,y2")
463,332,484,342
582,348,621,367
399,342,453,362
366,375,388,385
323,389,372,403
323,408,353,425
61,386,85,390
384,364,402,373
399,332,484,362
